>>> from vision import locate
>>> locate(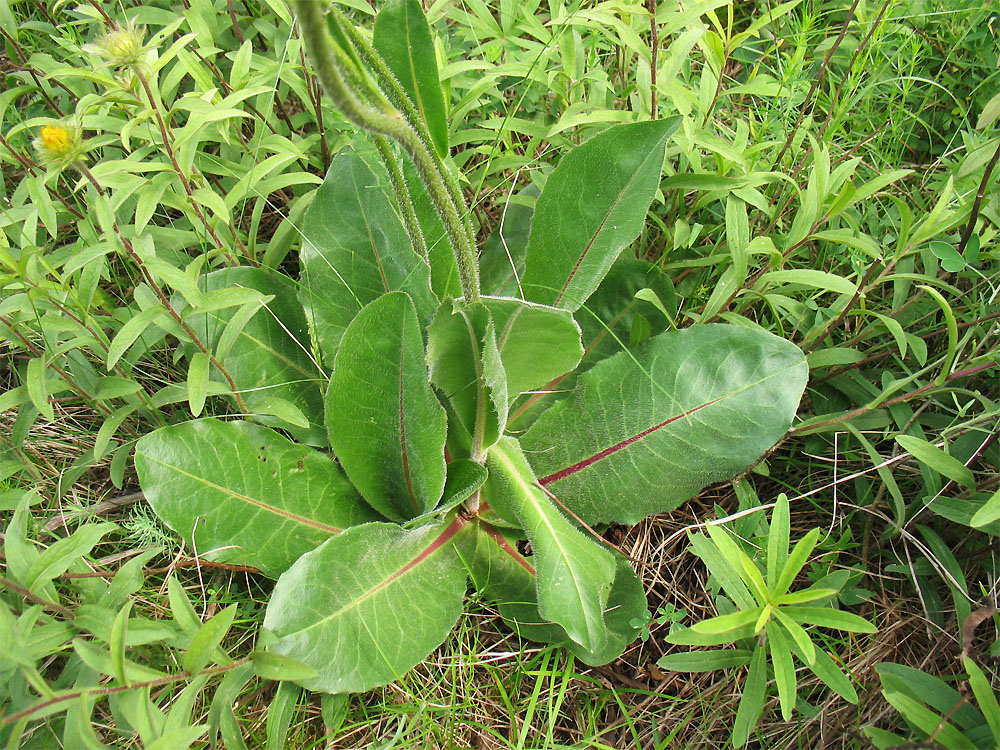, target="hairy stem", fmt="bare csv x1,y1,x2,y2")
374,136,429,259
292,0,480,303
